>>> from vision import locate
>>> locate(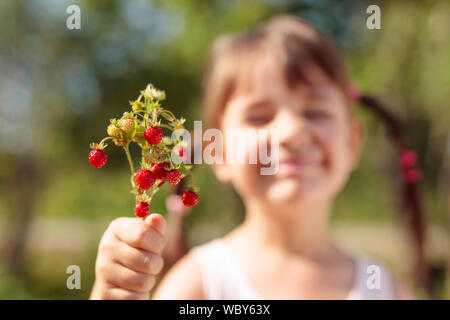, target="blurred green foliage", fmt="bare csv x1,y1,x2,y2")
0,0,448,299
